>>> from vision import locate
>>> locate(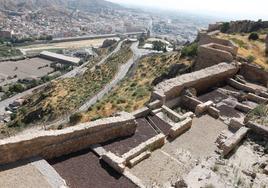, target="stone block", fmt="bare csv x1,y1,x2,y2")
101,152,126,174
129,151,151,167
169,117,192,139
221,127,249,156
